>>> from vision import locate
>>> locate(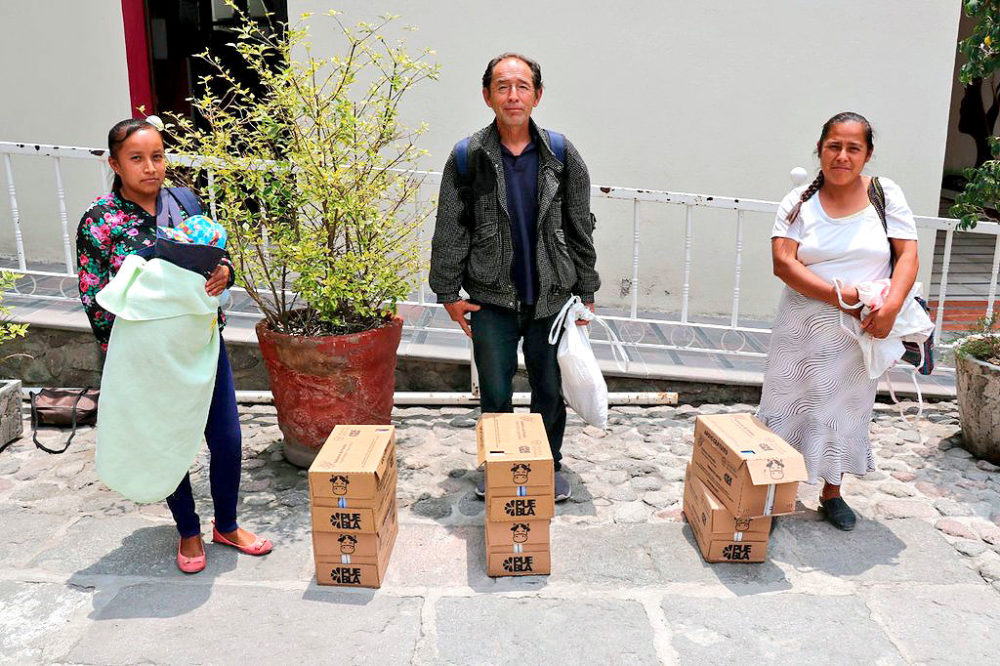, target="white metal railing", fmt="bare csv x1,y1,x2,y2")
3,140,1000,376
